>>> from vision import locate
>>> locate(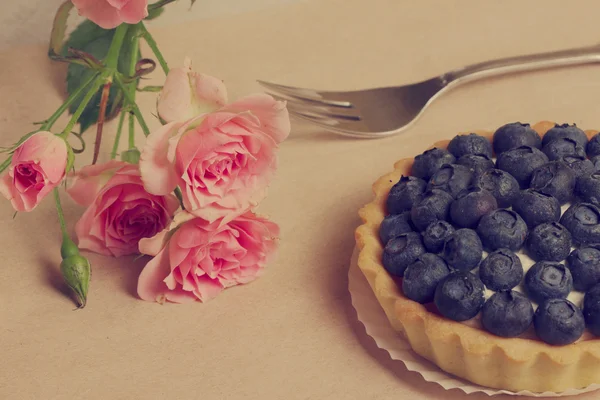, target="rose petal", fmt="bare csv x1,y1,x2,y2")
139,122,182,195
67,160,126,207
137,247,171,302
117,0,148,24
72,0,123,29
223,93,291,143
